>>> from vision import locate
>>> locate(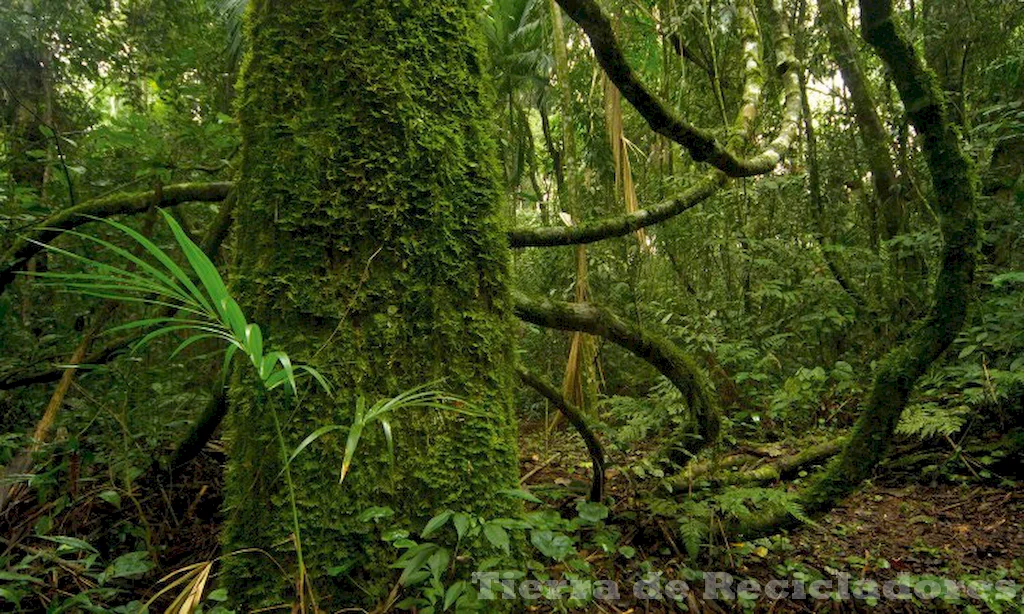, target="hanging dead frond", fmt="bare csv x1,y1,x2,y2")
603,74,650,250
